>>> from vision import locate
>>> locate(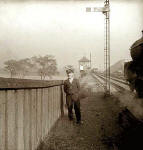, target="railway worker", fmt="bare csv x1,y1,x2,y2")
64,67,81,124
